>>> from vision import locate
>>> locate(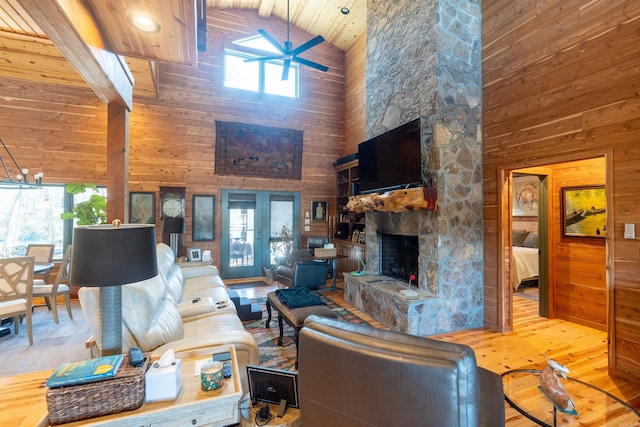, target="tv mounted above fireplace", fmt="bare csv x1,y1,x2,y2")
358,118,423,194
